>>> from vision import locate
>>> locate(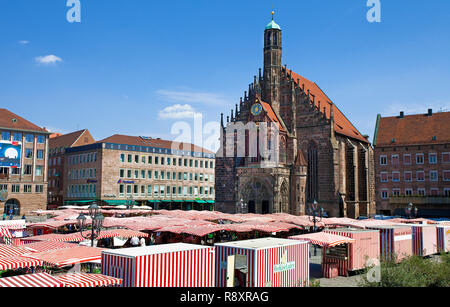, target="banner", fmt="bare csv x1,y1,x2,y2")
0,141,22,168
